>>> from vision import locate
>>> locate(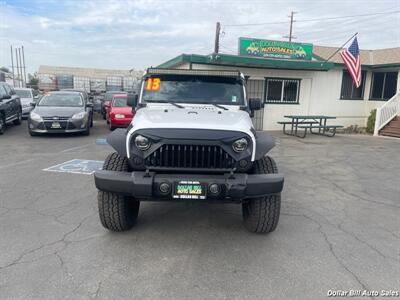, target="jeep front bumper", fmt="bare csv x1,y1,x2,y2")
94,171,284,201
